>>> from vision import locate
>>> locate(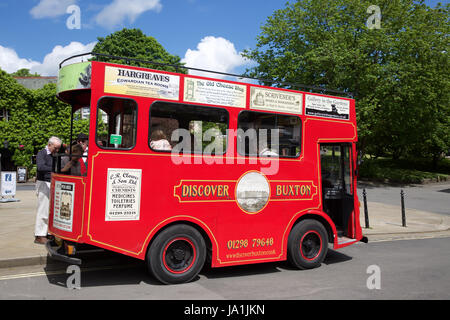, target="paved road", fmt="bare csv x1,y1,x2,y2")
357,182,450,216
0,237,449,300
15,184,35,191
